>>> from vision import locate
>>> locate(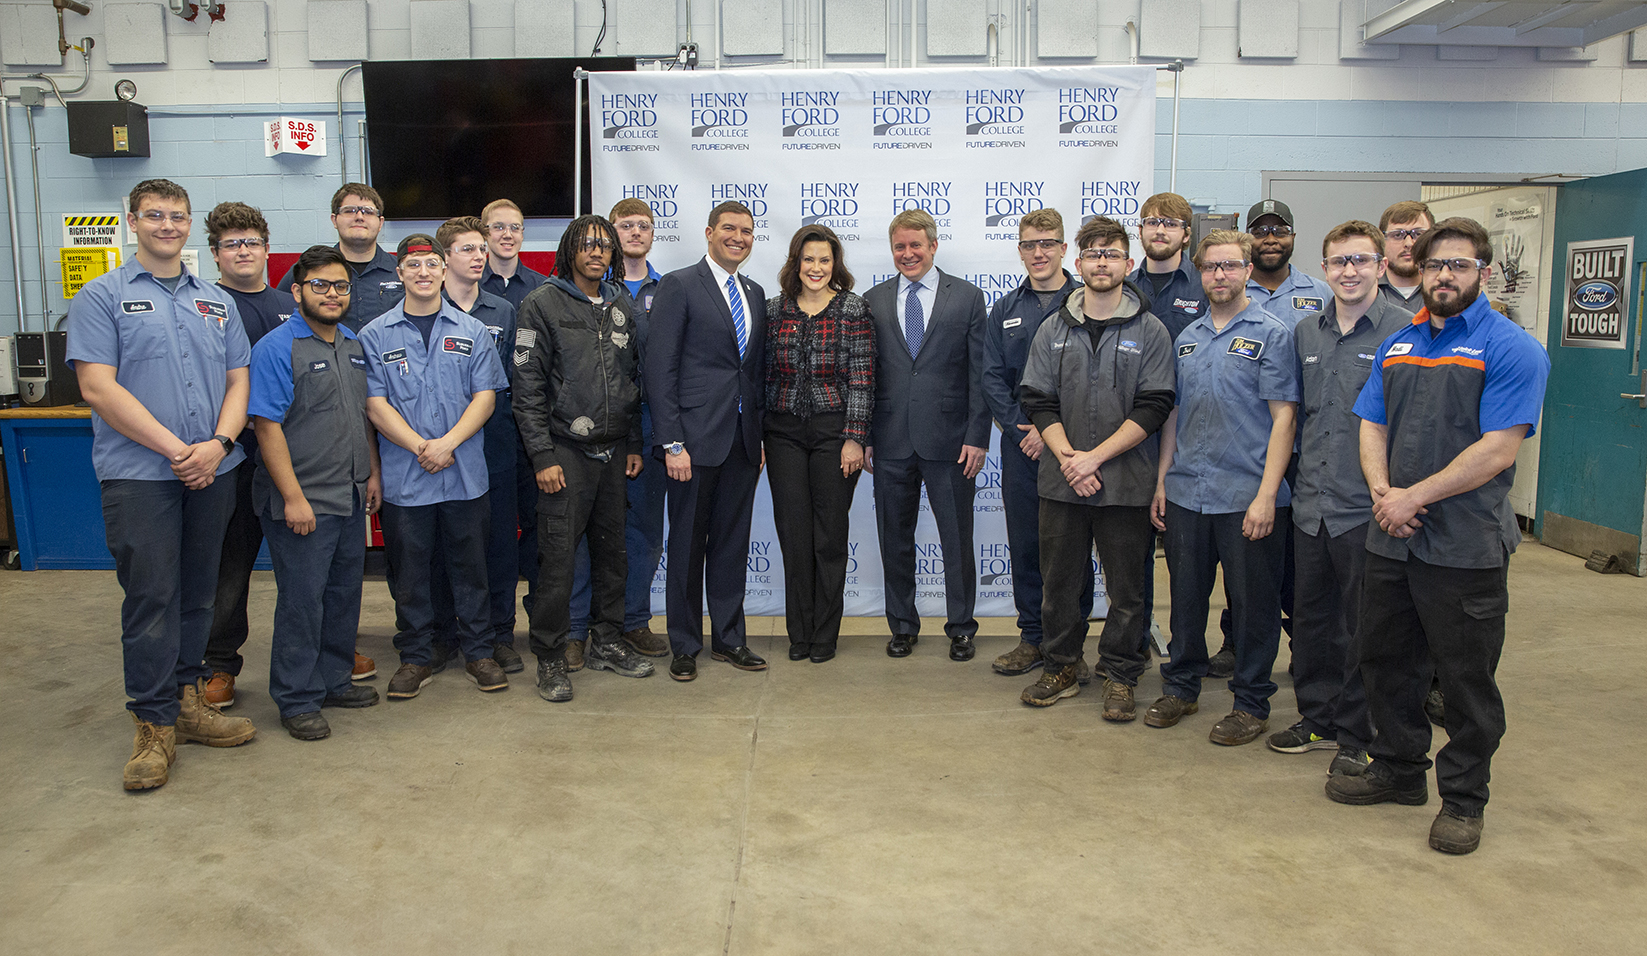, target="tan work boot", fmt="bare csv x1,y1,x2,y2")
992,640,1042,676
124,715,176,791
176,679,257,747
565,638,587,672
